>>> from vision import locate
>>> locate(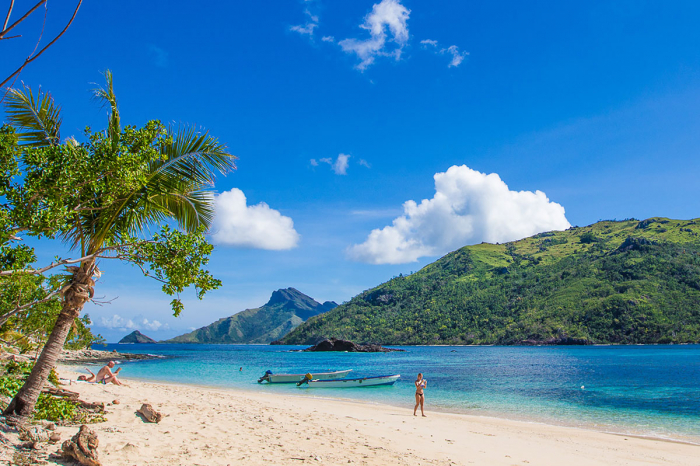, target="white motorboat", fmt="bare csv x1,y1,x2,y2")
298,374,400,388
258,369,352,384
